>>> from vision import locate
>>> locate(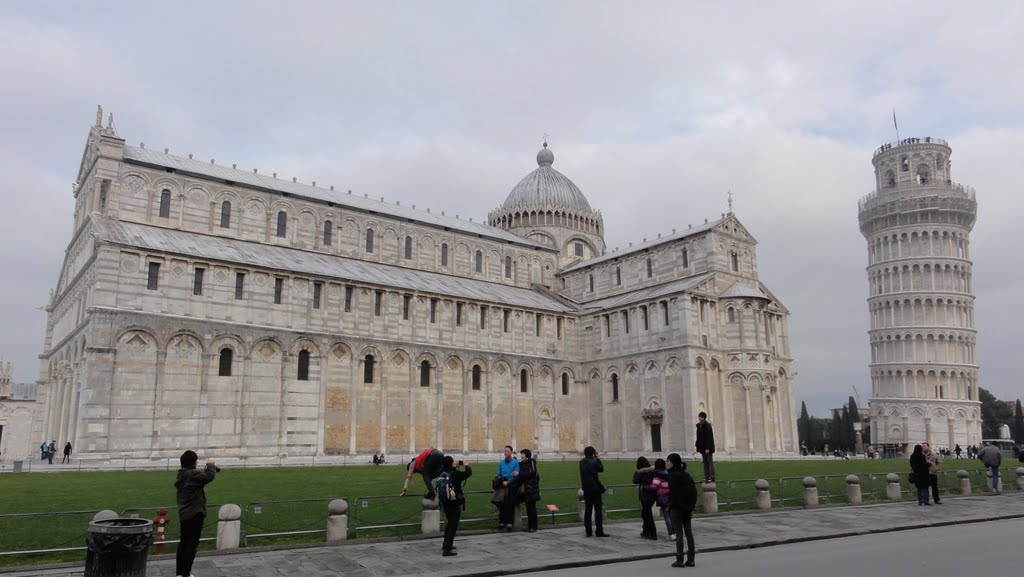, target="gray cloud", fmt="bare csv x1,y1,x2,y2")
1,1,1021,414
